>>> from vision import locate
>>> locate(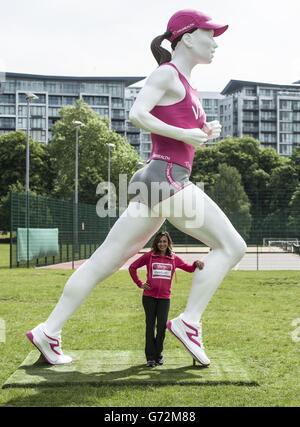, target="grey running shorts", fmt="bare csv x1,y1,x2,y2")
128,159,192,207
